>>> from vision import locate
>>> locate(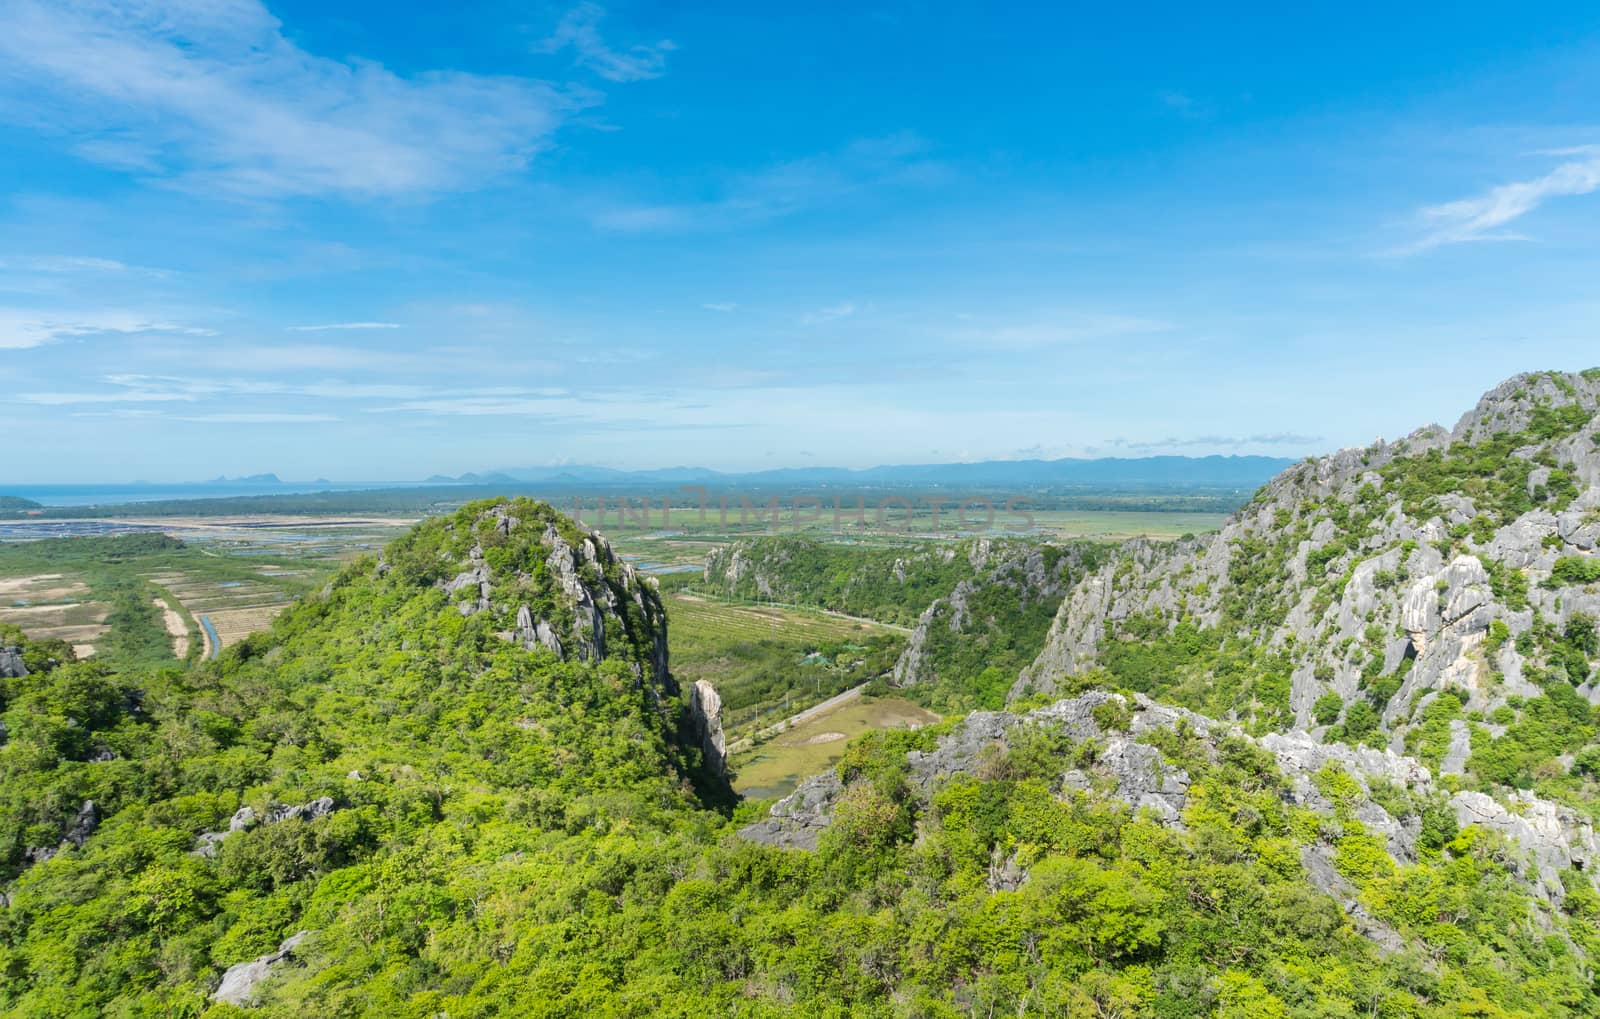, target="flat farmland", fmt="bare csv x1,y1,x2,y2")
147,570,307,657
0,573,108,657
1027,509,1226,540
